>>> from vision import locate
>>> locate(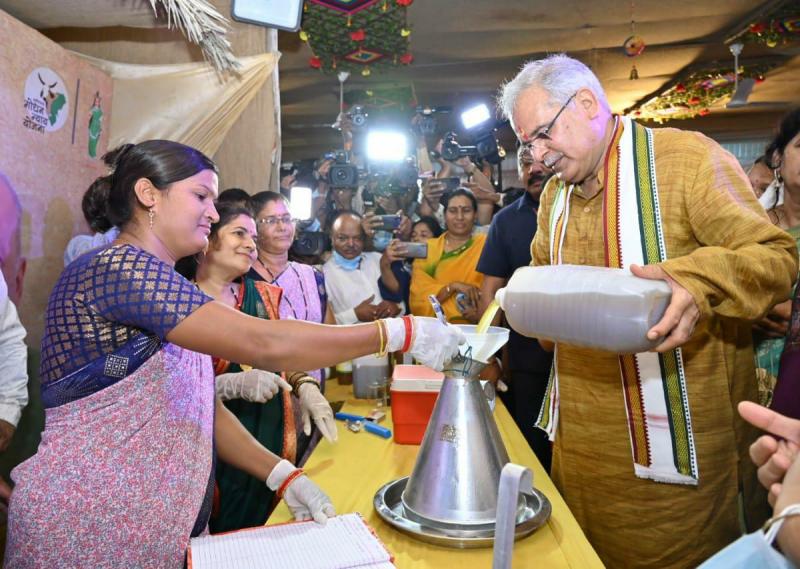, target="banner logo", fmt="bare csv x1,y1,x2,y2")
23,67,68,134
